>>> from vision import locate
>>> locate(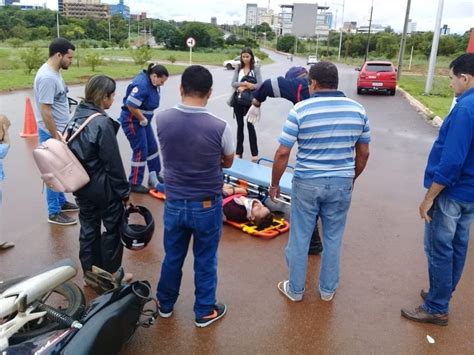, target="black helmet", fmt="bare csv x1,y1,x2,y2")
120,205,154,251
